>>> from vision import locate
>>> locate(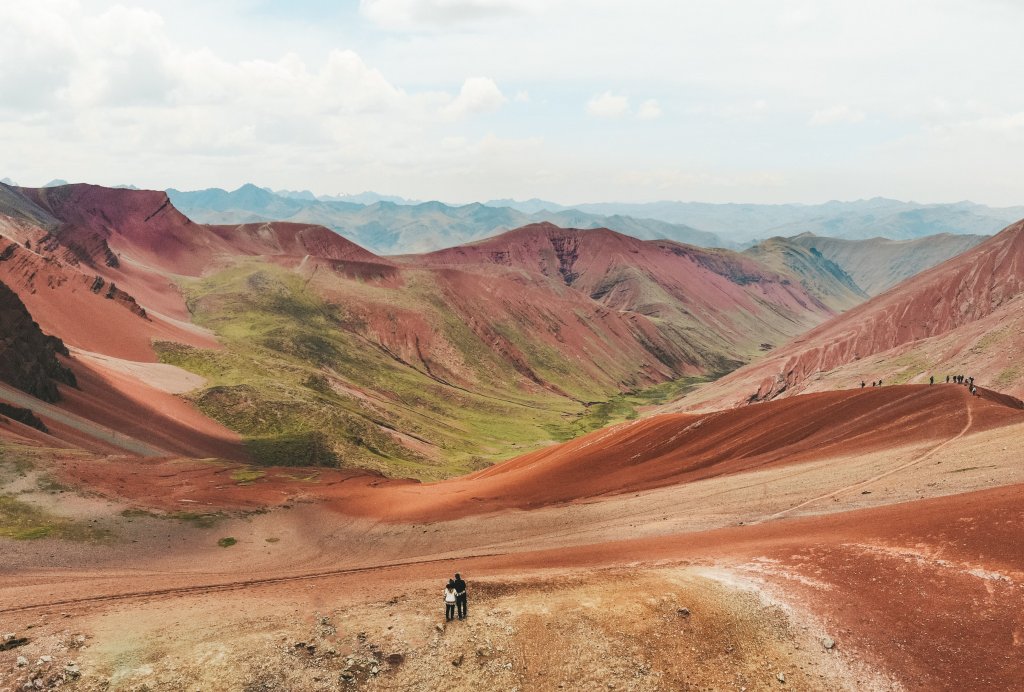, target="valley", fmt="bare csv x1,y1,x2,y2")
2,182,1023,692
